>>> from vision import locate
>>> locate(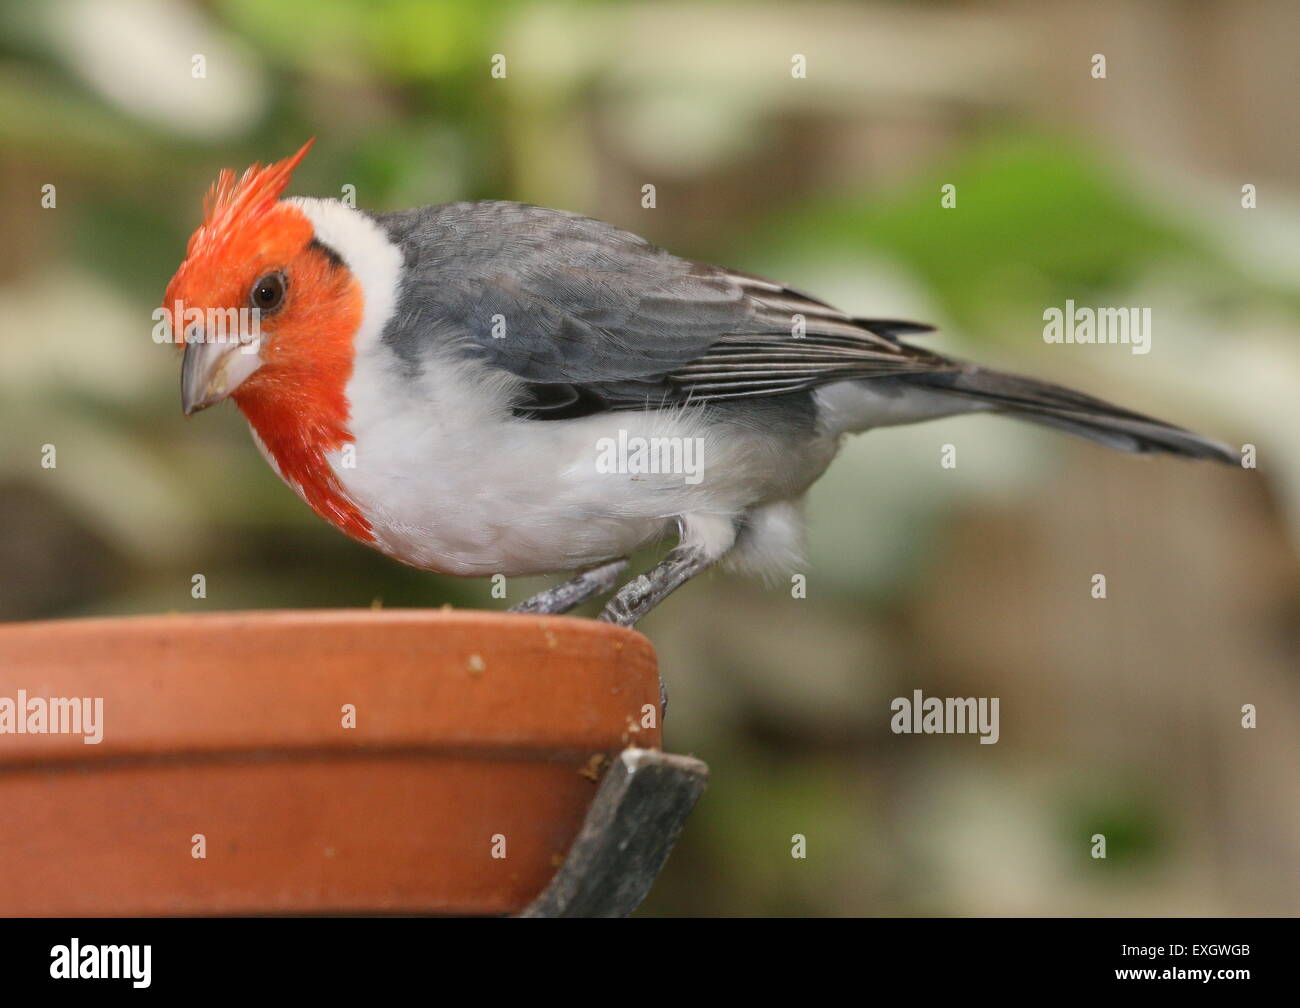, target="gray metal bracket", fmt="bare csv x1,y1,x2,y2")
519,748,709,917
